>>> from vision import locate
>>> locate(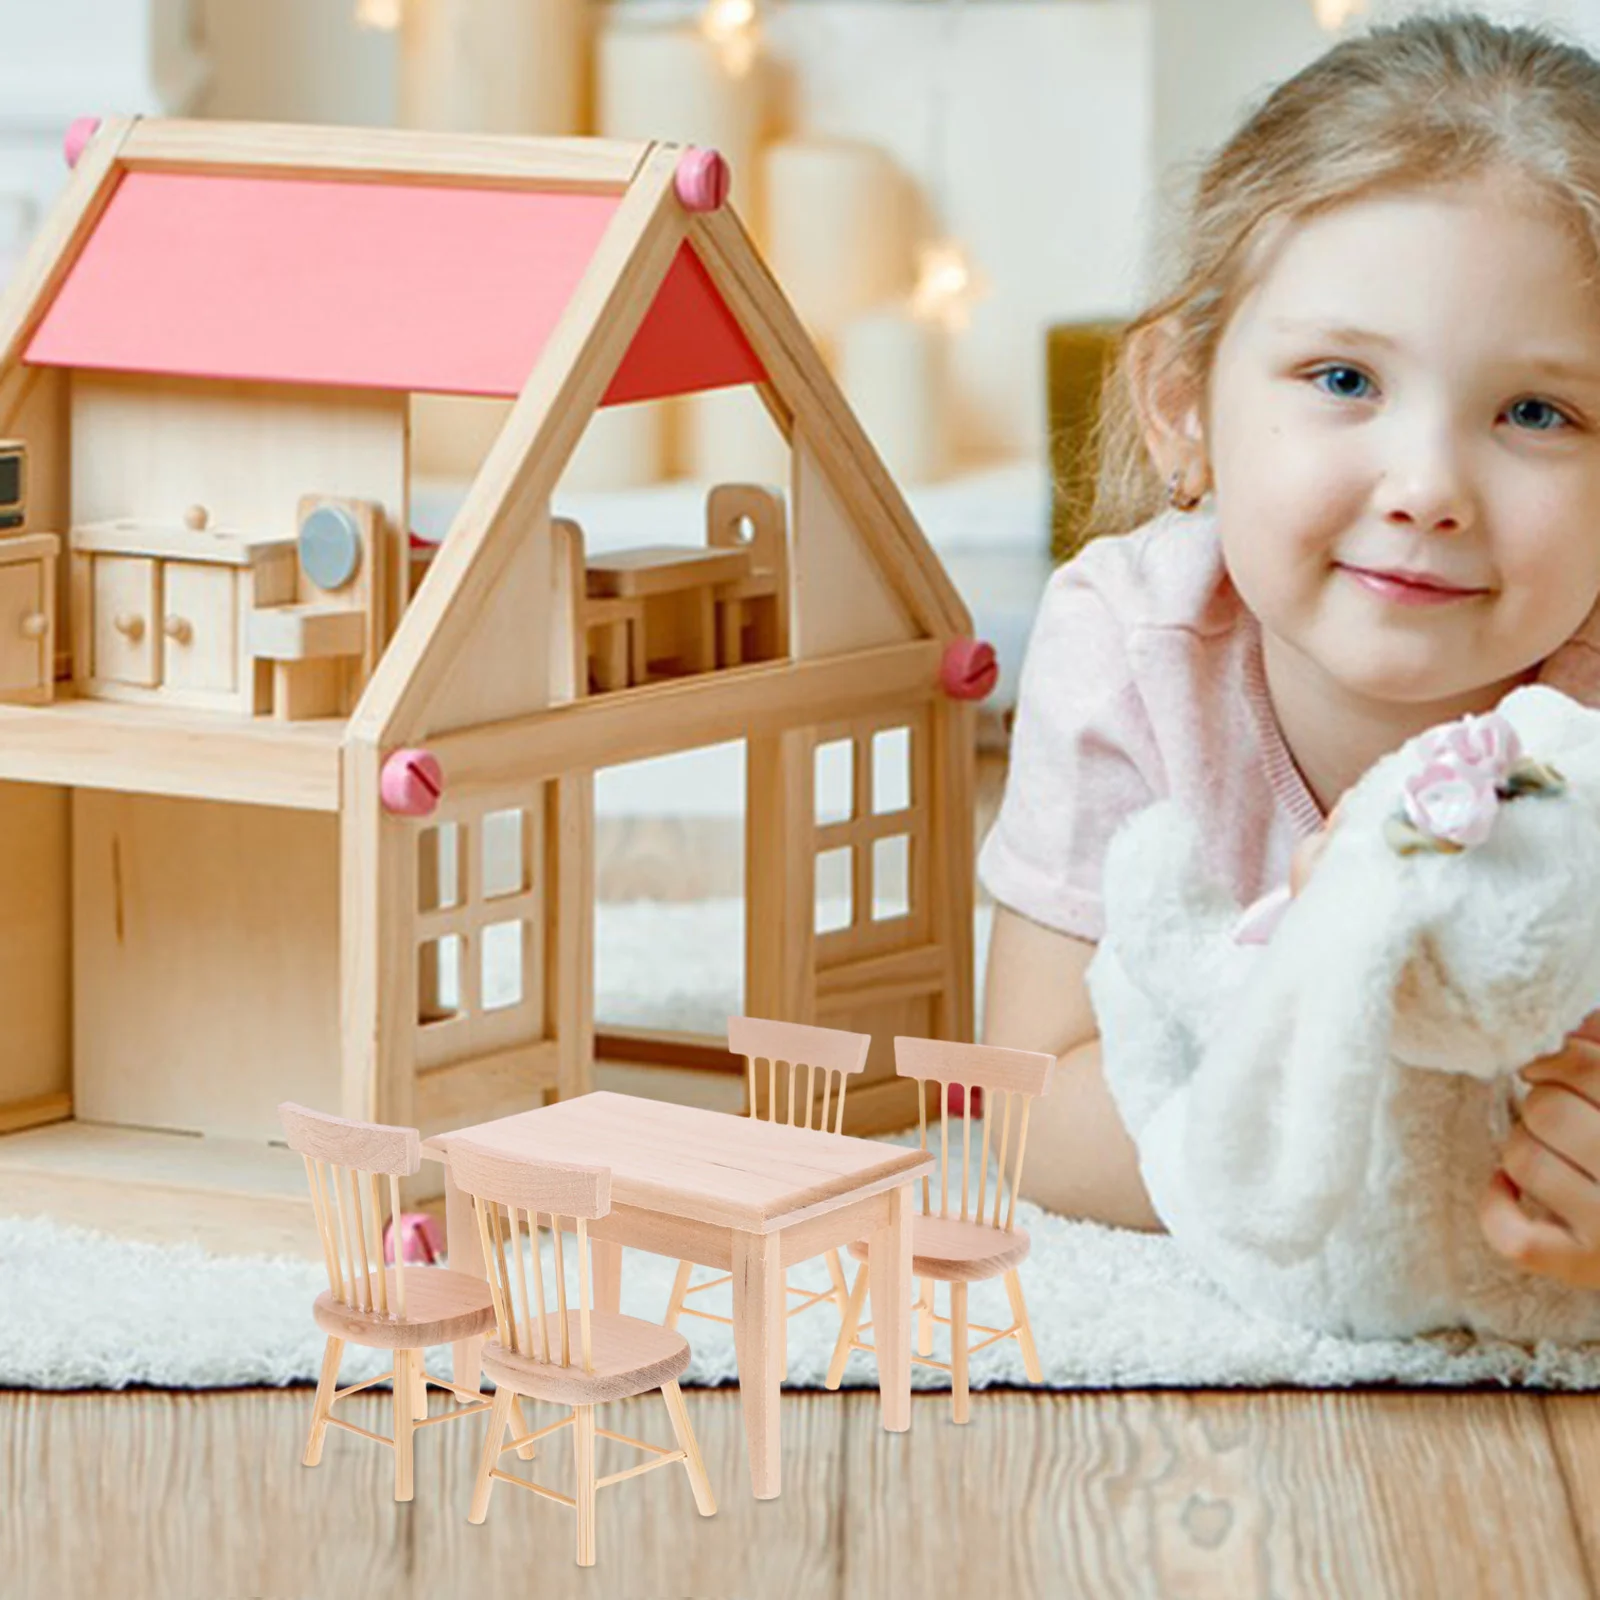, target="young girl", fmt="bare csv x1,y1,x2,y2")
980,11,1600,1289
